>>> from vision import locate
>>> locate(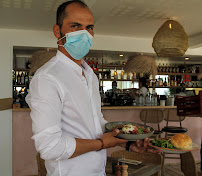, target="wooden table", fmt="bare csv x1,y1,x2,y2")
106,157,161,176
